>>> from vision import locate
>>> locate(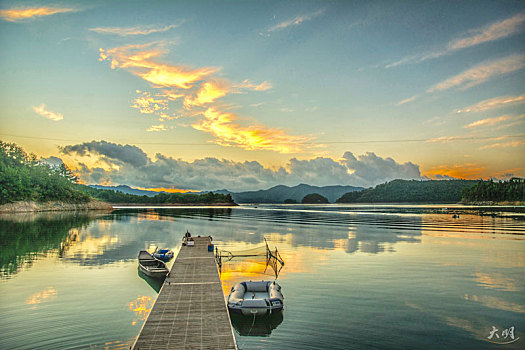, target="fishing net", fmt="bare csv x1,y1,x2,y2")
215,239,285,278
